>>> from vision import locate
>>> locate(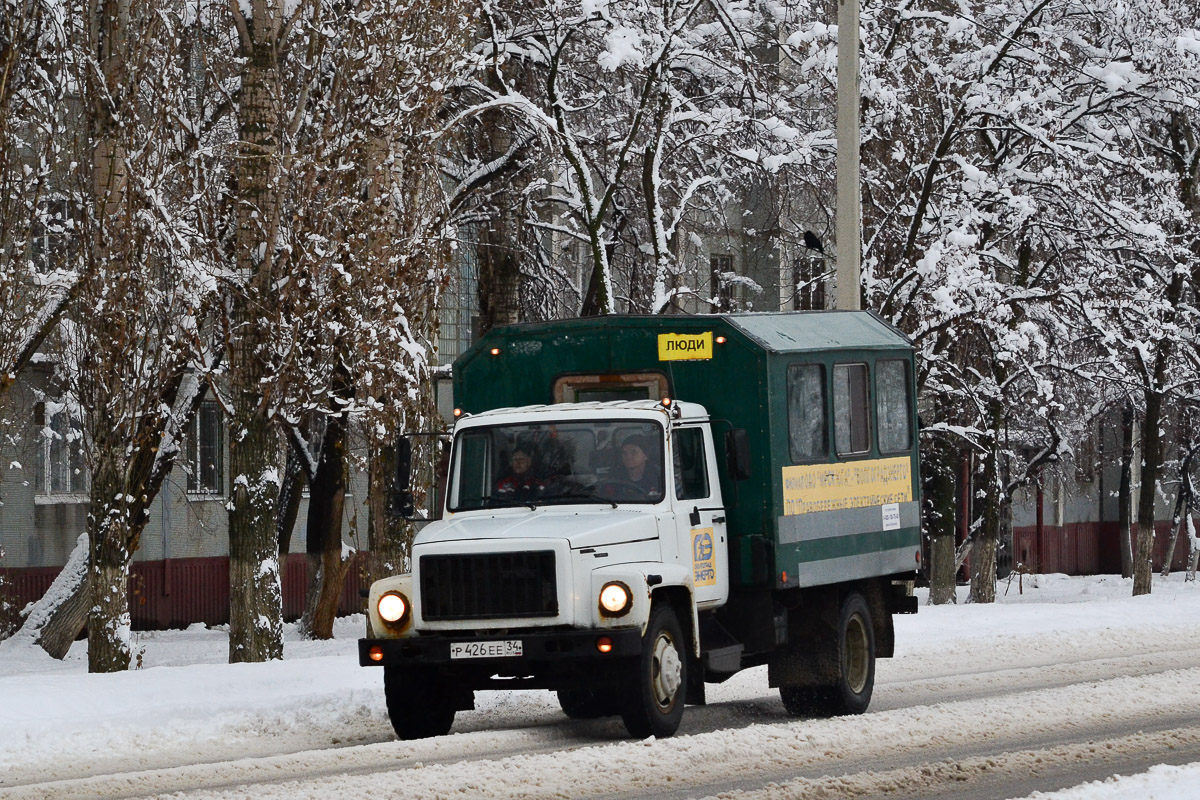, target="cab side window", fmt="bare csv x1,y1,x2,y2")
673,428,710,501
787,364,827,462
876,359,913,453
833,363,871,456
